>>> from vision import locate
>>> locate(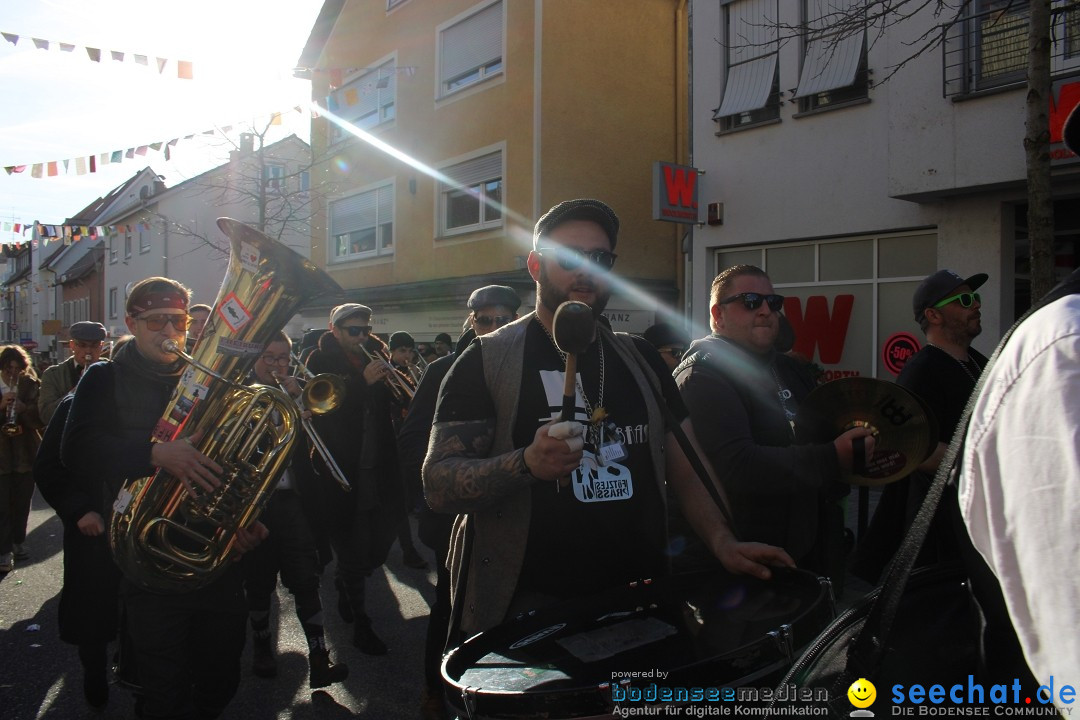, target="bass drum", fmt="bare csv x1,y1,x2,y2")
442,567,834,719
